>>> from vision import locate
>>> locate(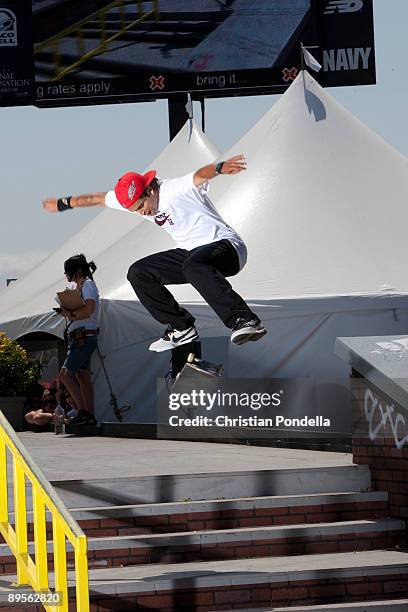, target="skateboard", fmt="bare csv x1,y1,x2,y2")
172,353,223,386
186,353,223,377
